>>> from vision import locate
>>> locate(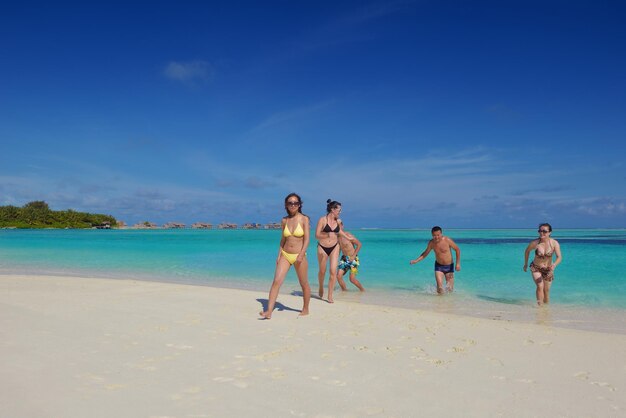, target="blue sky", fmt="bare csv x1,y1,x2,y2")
1,1,625,228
